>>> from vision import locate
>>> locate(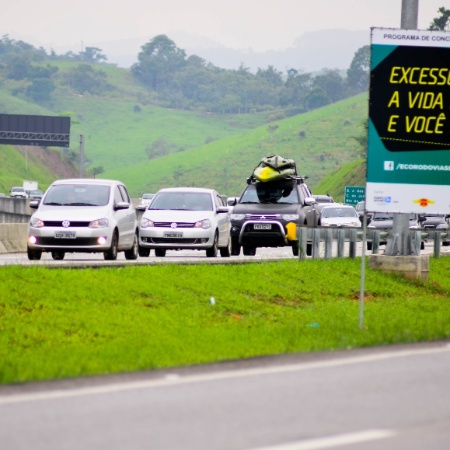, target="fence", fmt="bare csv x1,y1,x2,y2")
297,226,450,260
